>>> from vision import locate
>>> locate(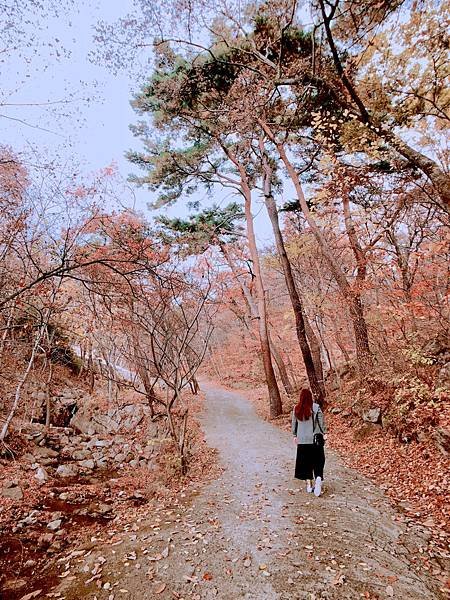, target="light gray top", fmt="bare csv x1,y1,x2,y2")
291,402,326,445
